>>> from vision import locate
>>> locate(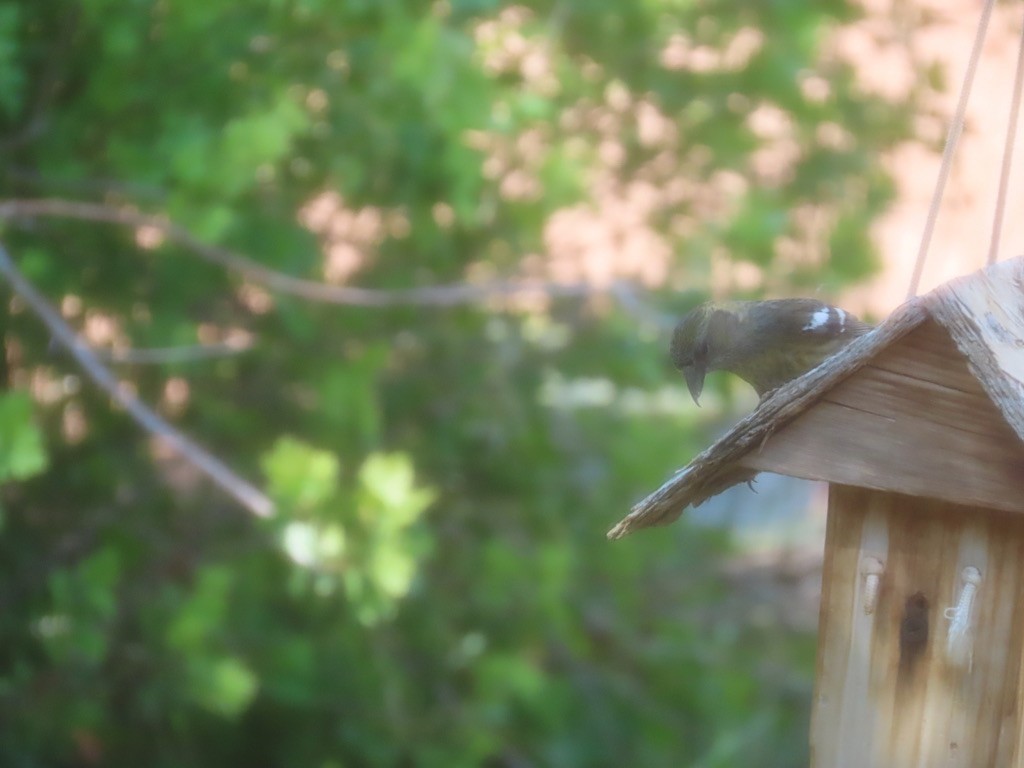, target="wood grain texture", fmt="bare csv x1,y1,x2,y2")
930,256,1024,442
741,320,1024,514
812,487,1024,767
